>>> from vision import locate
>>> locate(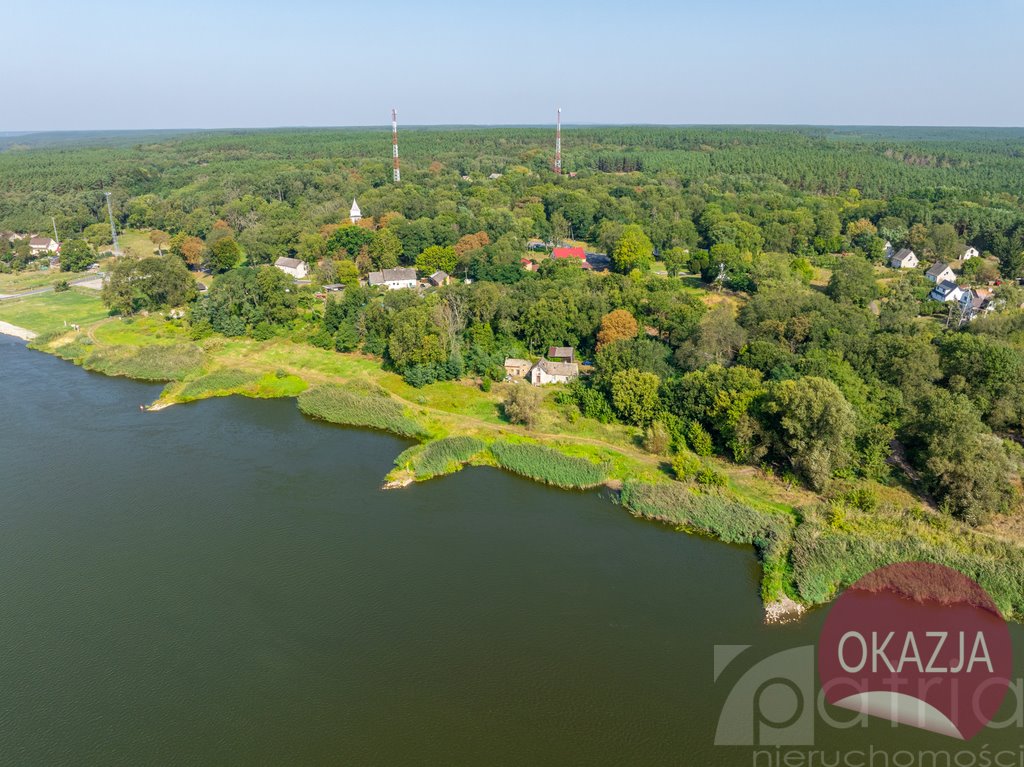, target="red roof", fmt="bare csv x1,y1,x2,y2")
552,246,586,260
